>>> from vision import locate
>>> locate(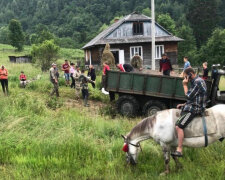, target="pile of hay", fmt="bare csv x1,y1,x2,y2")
131,54,143,69
101,43,115,67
